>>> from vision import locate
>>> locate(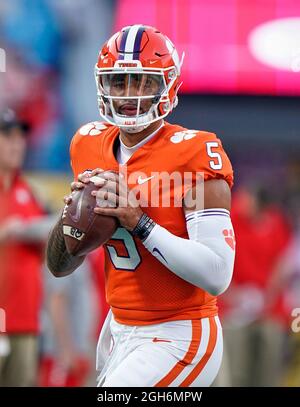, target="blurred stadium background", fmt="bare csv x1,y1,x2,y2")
0,0,300,387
